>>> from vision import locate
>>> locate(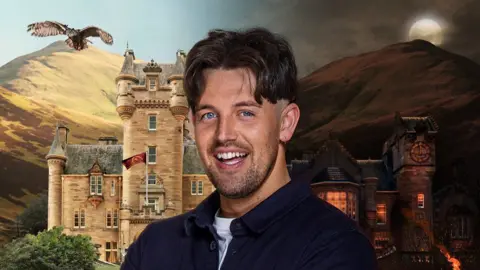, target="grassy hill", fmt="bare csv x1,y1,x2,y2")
0,41,125,243
1,38,479,244
289,39,480,191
